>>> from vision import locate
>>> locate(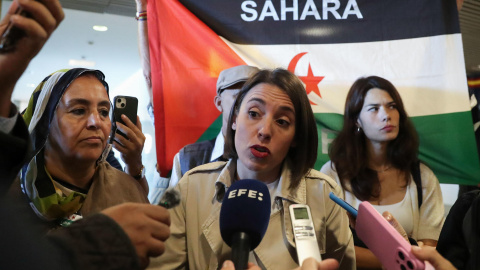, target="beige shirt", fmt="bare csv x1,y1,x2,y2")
321,161,445,241
149,160,355,270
